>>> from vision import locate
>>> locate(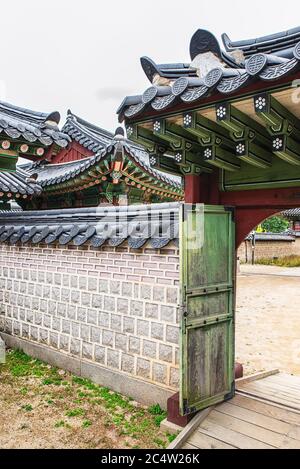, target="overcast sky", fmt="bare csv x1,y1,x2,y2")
1,0,299,132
